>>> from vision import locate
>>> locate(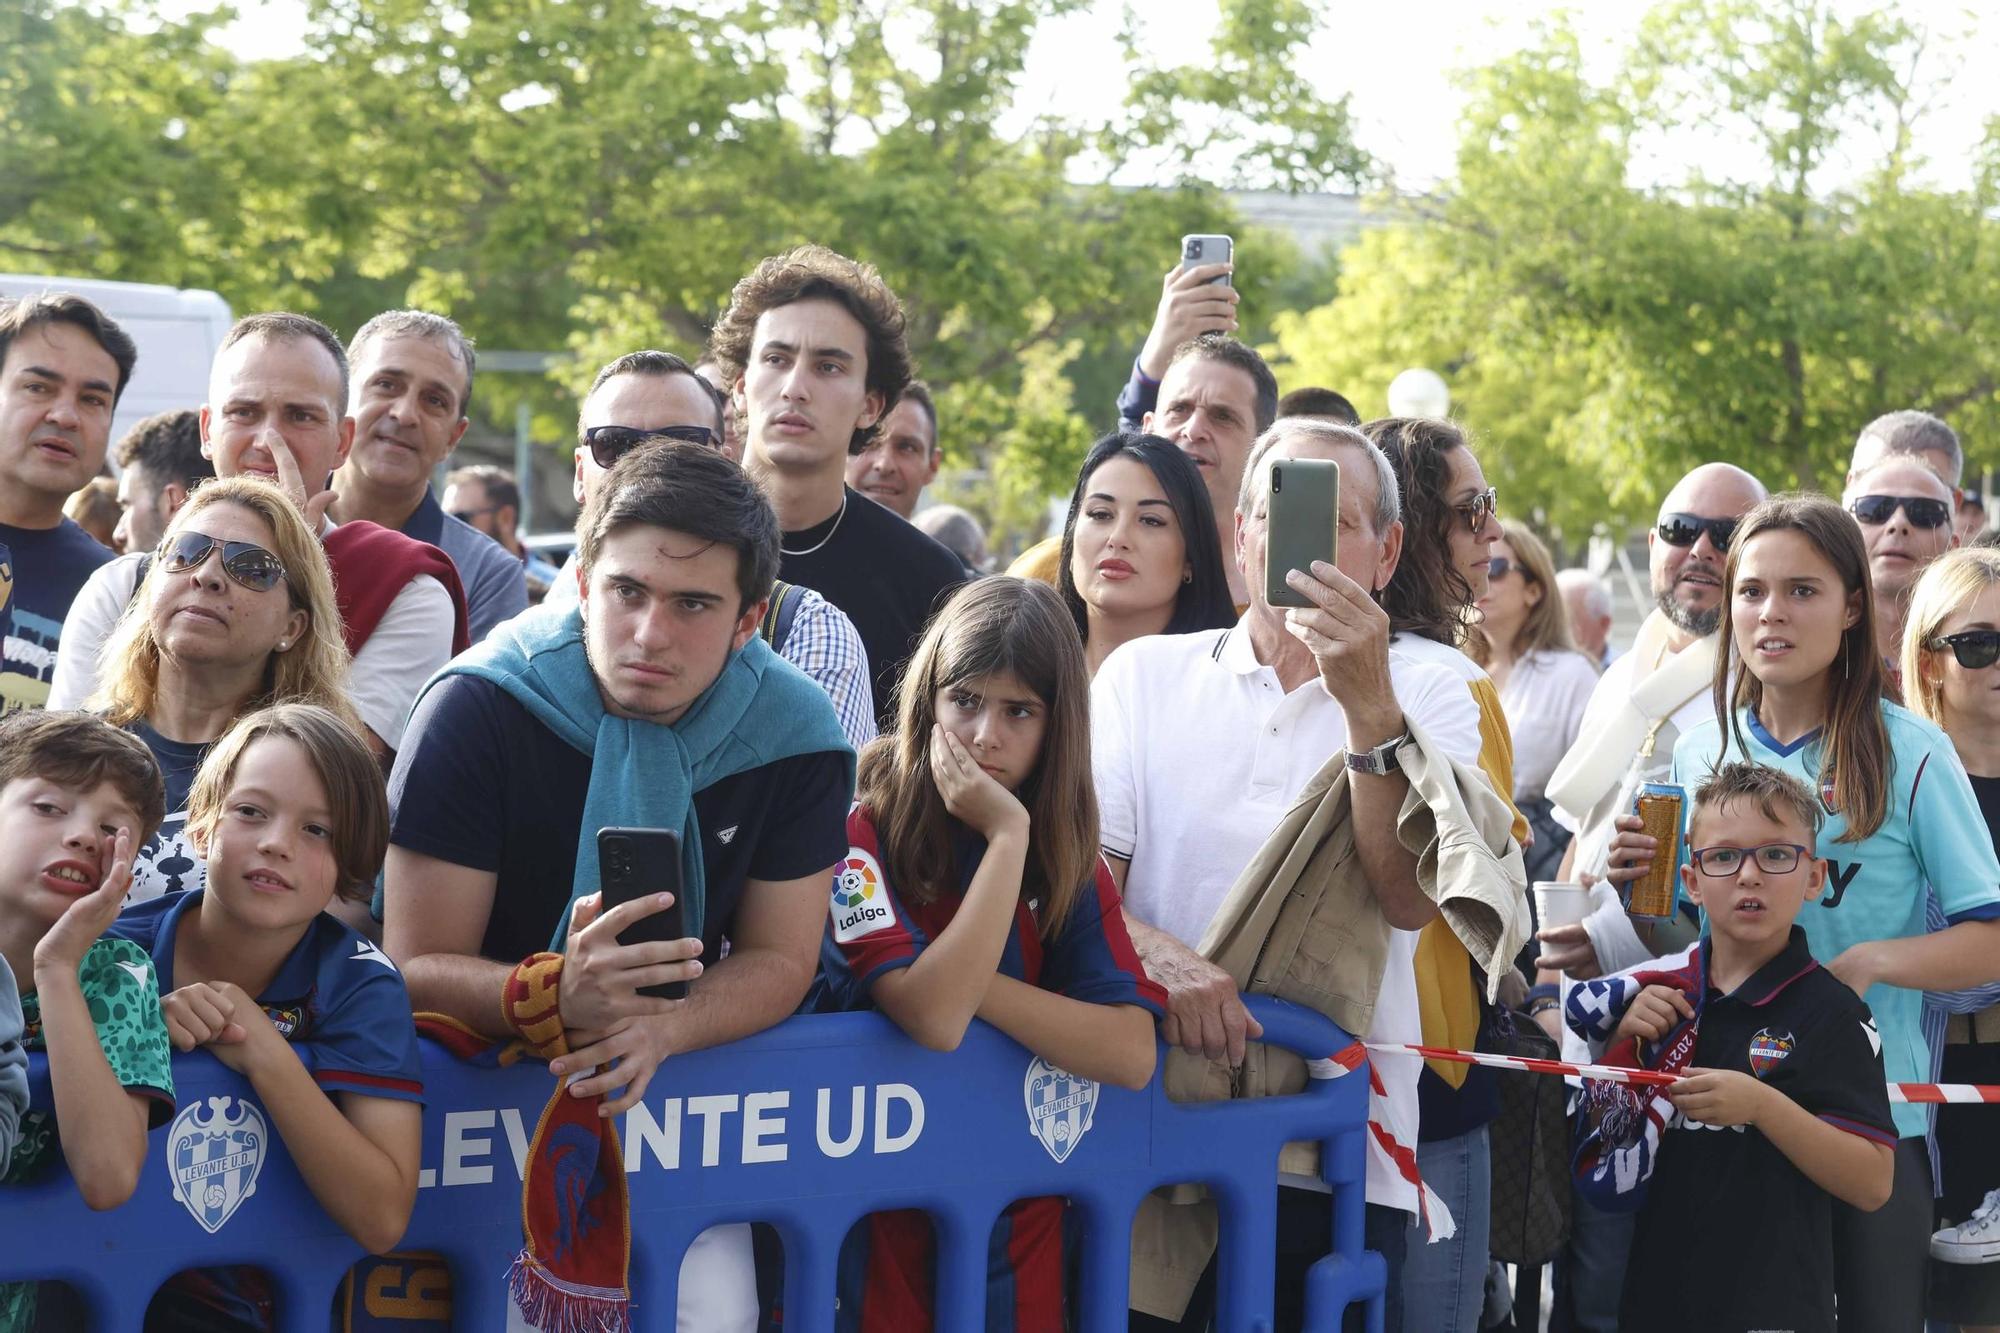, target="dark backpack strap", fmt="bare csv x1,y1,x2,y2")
127,554,152,606
760,579,806,655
